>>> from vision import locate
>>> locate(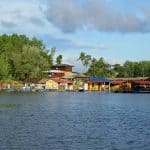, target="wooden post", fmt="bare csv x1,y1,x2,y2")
109,82,110,92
